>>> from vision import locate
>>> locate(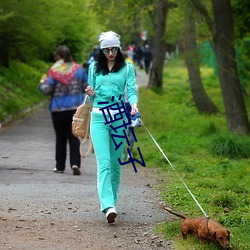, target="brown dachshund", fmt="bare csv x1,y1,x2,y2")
162,207,231,249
